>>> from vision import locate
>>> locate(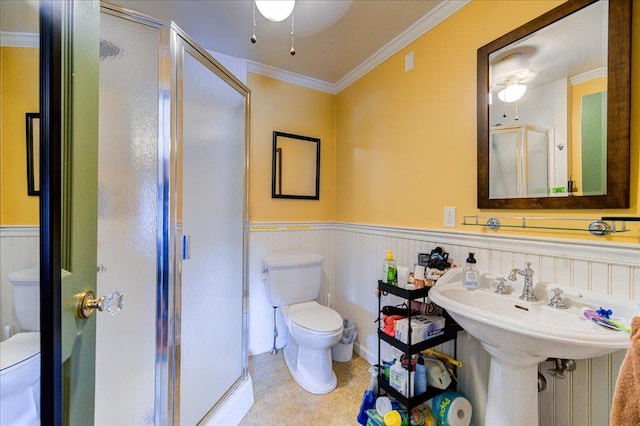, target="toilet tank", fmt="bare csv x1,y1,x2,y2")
263,251,324,307
7,266,40,332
